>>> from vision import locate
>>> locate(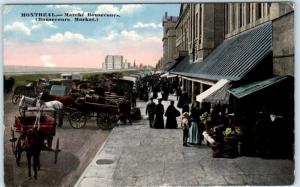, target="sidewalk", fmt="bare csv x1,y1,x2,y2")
75,94,294,186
